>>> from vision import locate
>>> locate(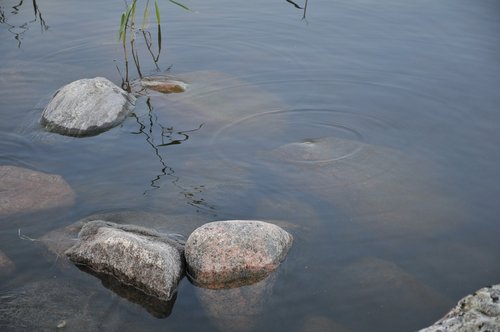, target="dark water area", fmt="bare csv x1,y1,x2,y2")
1,0,500,331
